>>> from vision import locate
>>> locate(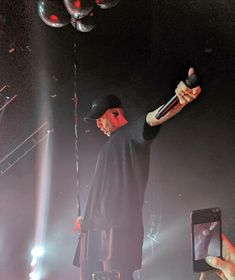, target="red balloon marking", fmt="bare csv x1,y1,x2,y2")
50,14,59,22
74,0,81,8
